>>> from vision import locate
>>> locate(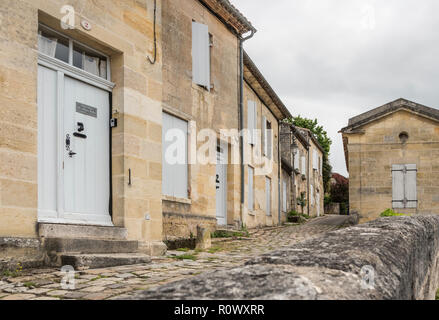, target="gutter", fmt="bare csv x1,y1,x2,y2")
238,30,255,226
